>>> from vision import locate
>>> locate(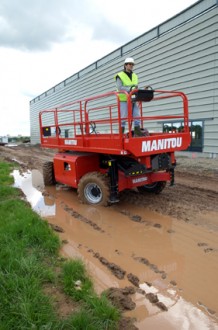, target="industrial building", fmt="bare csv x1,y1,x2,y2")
30,0,218,157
